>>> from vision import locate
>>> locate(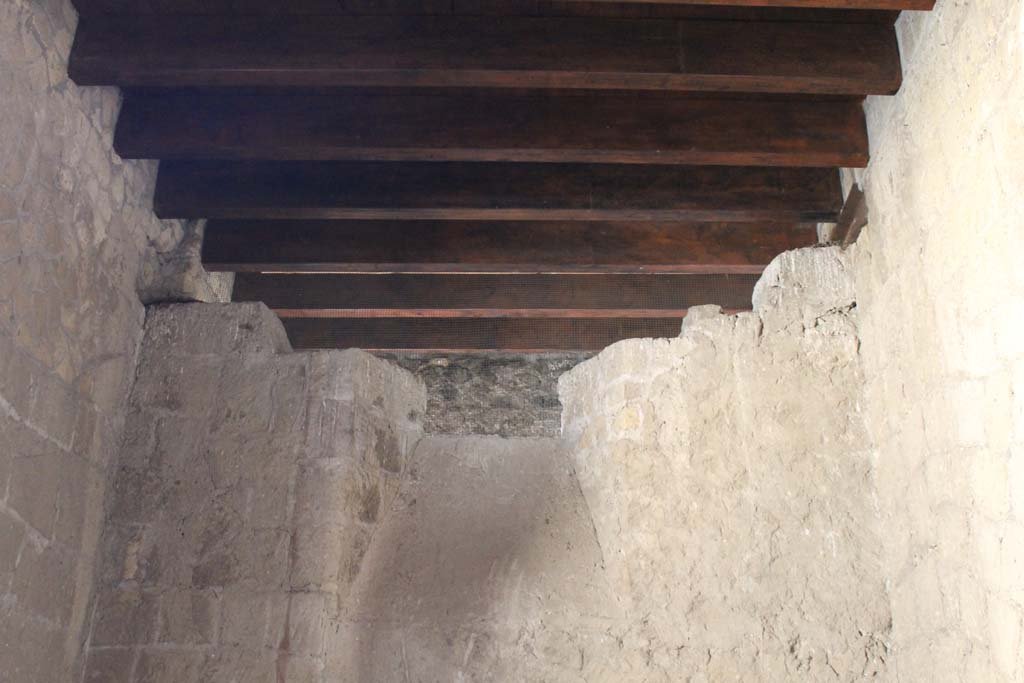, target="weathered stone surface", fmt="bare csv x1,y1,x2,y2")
140,302,292,360
83,648,136,683
84,302,425,681
752,244,856,333
560,246,888,681
852,1,1024,679
382,352,590,437
91,589,159,647
137,220,234,305
328,435,622,681
0,0,225,677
